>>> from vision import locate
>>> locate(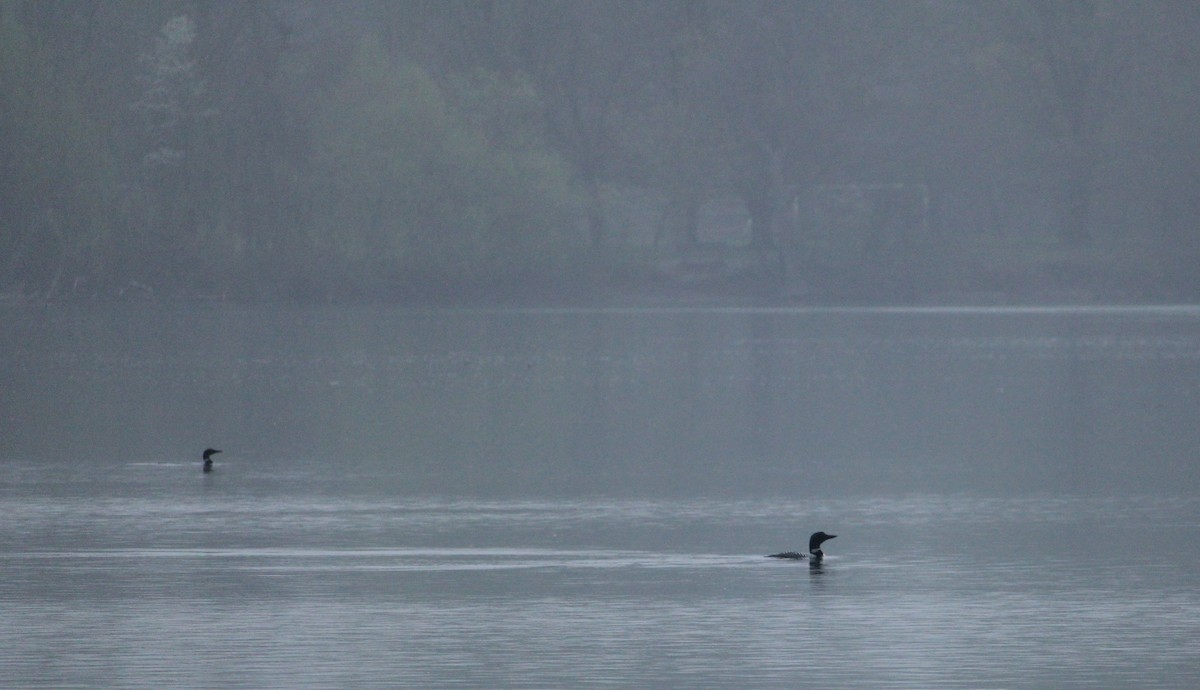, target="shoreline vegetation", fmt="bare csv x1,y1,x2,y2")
4,4,1199,309
1,235,1193,309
